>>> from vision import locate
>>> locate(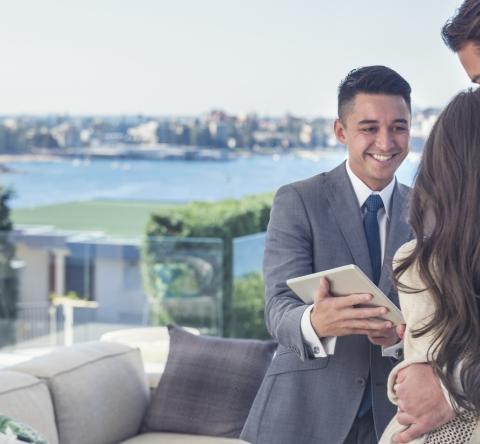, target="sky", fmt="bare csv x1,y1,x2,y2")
0,0,471,118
